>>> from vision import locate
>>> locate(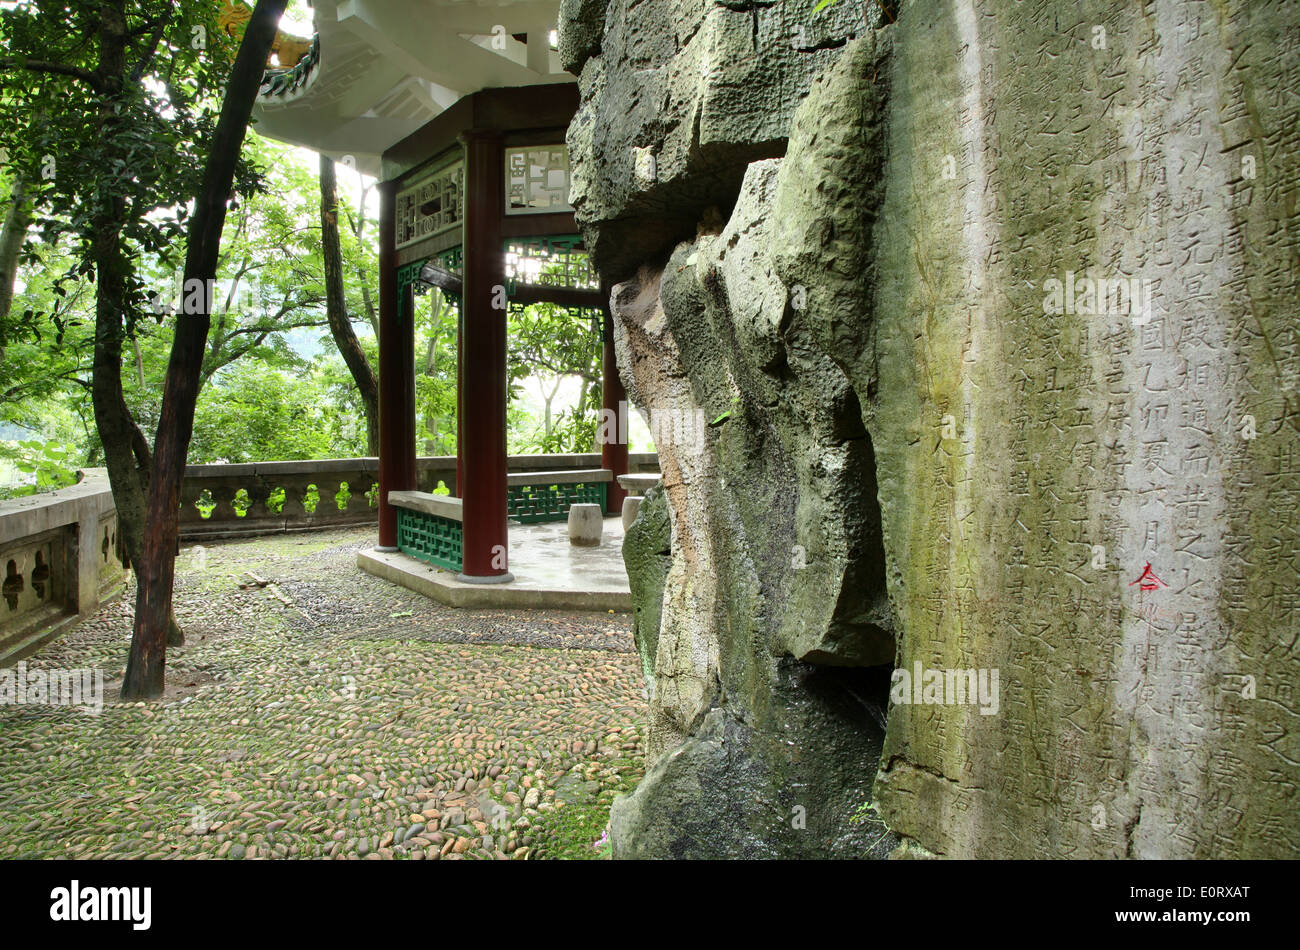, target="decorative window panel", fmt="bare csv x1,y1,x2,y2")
505,235,597,289
505,146,573,215
396,162,463,248
434,245,463,276
430,245,464,313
